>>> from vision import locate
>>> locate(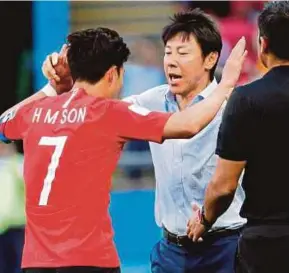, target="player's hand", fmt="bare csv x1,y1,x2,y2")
42,44,73,94
219,37,247,96
42,52,60,82
186,204,205,242
42,44,68,82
